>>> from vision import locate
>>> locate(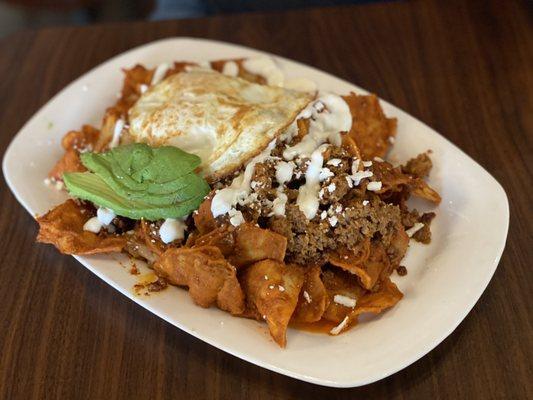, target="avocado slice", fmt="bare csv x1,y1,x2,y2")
63,172,205,220
63,143,210,220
